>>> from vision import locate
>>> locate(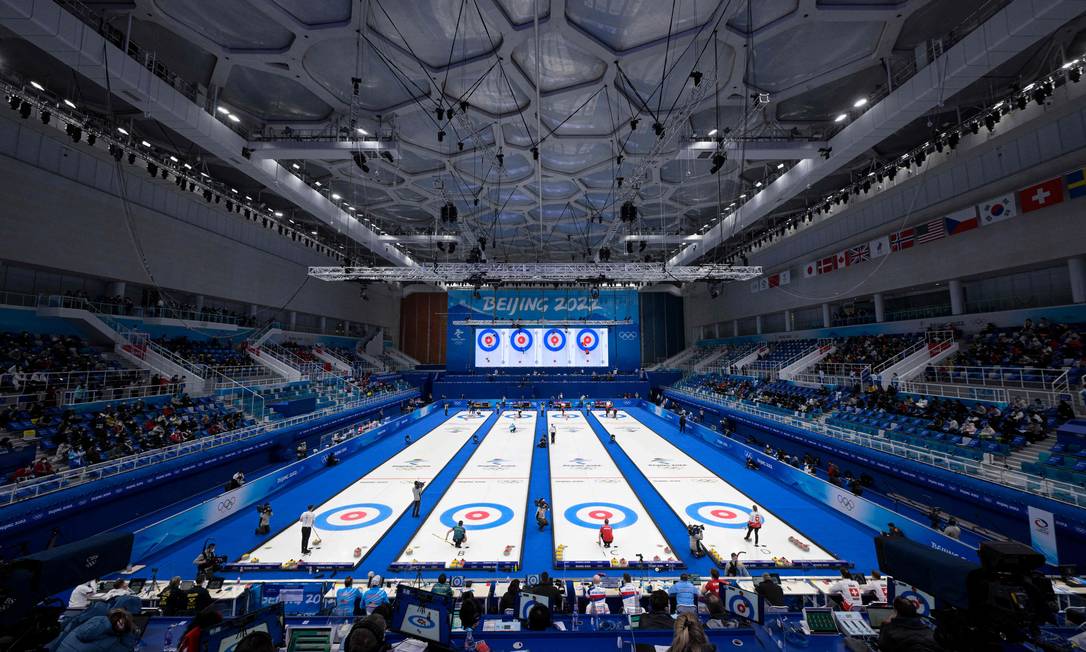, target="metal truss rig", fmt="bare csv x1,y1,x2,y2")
308,263,762,284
